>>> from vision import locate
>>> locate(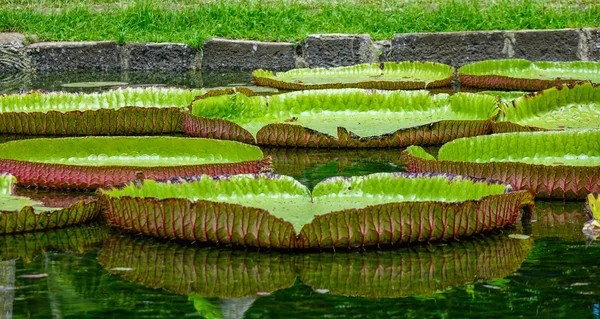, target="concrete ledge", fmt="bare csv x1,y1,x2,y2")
303,34,378,67
28,41,122,72
511,29,580,61
1,28,597,74
123,42,201,72
202,38,295,71
391,31,507,67
586,28,600,61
